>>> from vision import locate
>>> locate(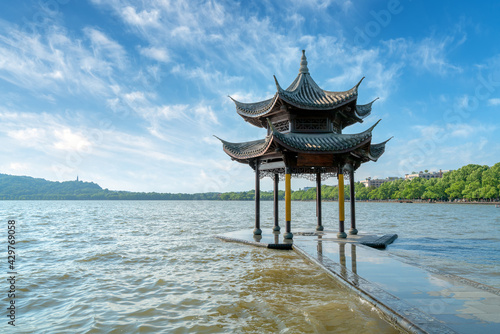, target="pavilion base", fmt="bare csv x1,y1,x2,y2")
273,225,281,232
253,228,262,235
214,229,398,250
283,232,293,239
215,229,293,250
349,228,358,235
316,225,324,231
337,232,347,239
